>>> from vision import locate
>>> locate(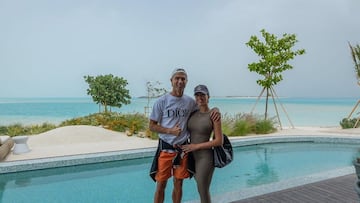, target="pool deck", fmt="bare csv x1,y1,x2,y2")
1,125,360,202
3,125,360,163
231,174,359,203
